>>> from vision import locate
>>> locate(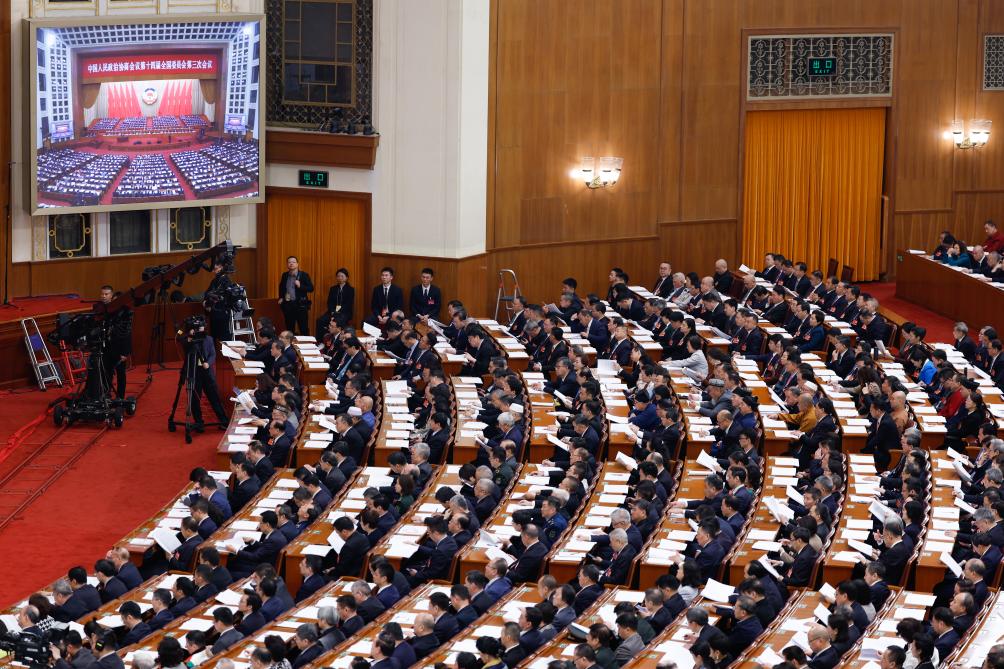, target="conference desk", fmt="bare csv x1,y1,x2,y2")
413,585,539,669
292,385,342,468
456,464,584,582
945,591,1004,668
519,587,651,668
896,250,1004,337
111,575,254,665
730,590,828,669
616,595,722,669
367,464,467,571
635,459,712,590
117,471,232,565
365,379,416,467
281,465,395,593
198,468,301,568
546,460,636,584
838,587,941,669
311,581,454,668
201,578,357,669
